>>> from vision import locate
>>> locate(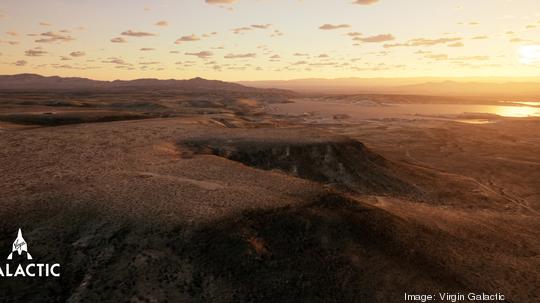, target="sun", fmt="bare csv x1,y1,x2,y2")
518,45,540,65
